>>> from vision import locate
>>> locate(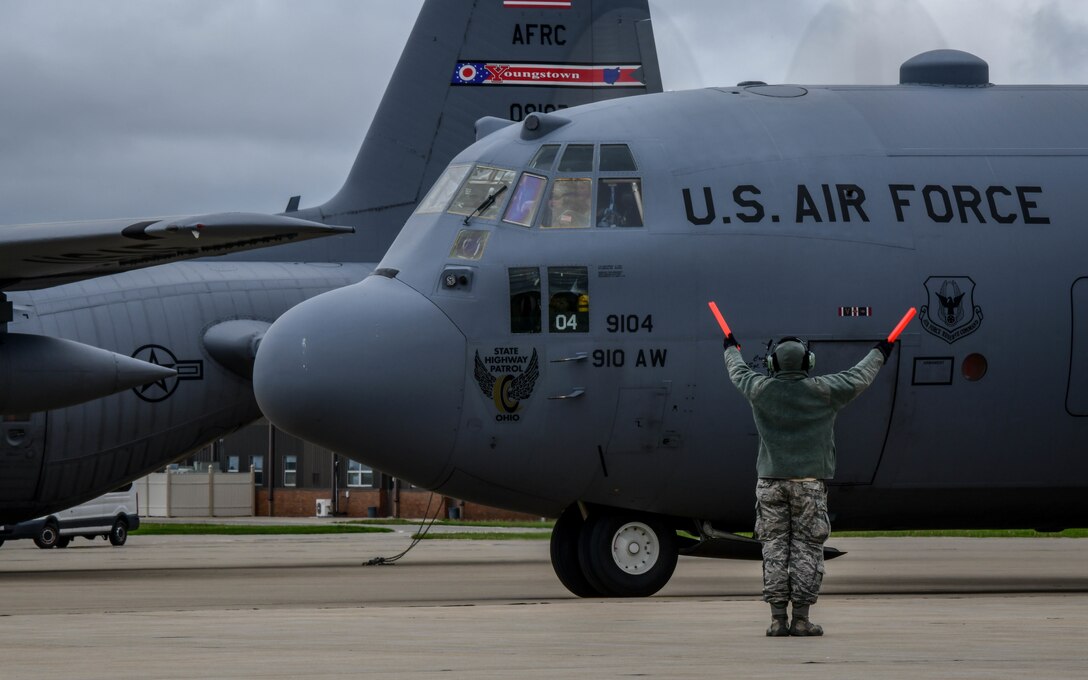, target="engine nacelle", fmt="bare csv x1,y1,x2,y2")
0,333,176,414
